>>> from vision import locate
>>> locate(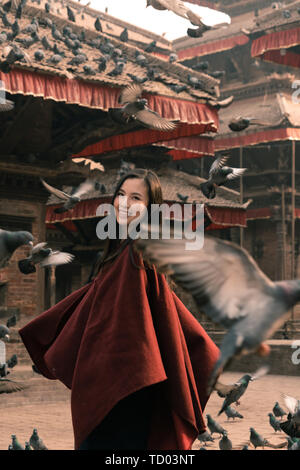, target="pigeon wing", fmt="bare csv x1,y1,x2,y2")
250,365,270,381
214,380,238,397
209,155,229,178
40,179,70,201
226,168,247,180
39,252,75,267
135,230,275,328
31,242,48,255
72,179,96,198
283,395,300,415
0,378,28,393
119,83,143,104
135,108,177,131
158,0,190,20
